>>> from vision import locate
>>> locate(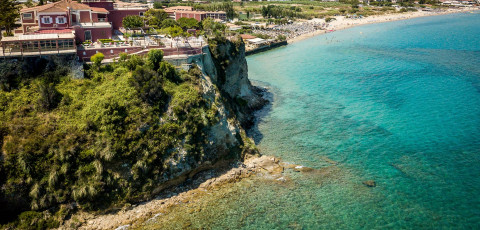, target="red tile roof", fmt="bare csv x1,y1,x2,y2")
21,0,93,13
91,7,109,13
175,11,206,15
